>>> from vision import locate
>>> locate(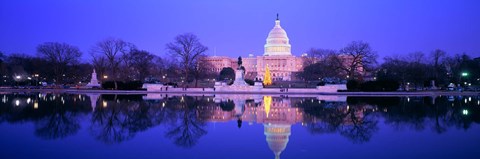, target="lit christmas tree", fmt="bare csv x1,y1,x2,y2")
263,65,272,86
